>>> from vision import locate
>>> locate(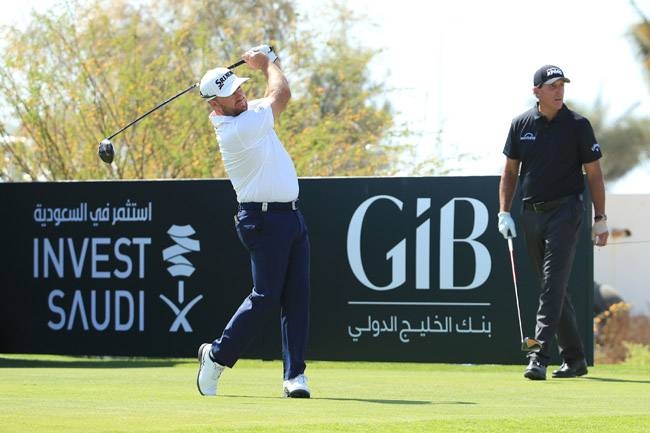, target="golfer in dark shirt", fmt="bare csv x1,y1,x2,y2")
498,65,609,380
